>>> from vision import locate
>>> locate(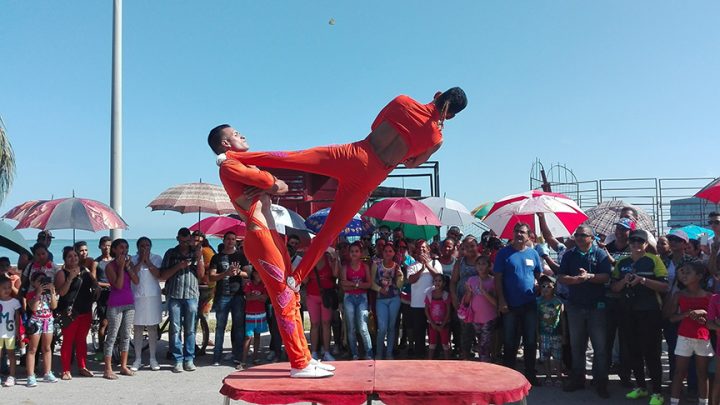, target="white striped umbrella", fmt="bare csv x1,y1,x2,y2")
147,182,235,222
484,190,587,238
